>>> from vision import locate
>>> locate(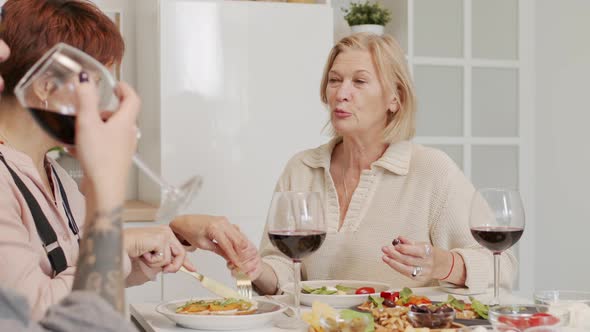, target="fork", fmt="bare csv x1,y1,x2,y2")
235,270,253,300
